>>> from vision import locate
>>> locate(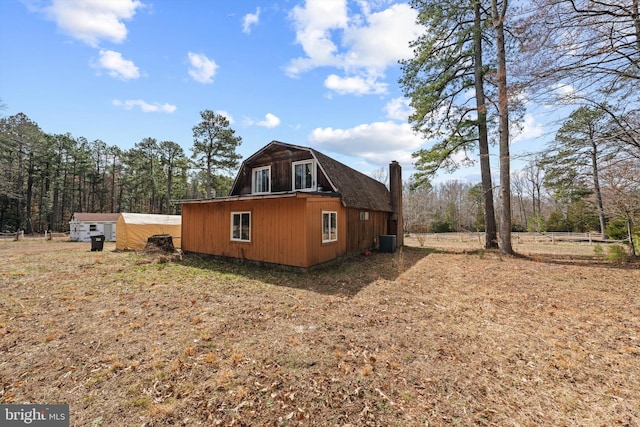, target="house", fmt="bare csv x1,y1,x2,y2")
116,213,182,251
69,213,120,242
181,141,402,268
